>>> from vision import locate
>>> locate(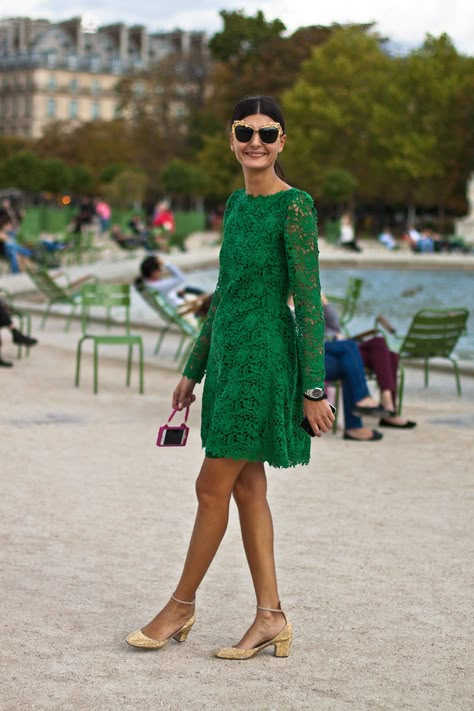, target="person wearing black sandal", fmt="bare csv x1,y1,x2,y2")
0,299,38,367
323,295,416,431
